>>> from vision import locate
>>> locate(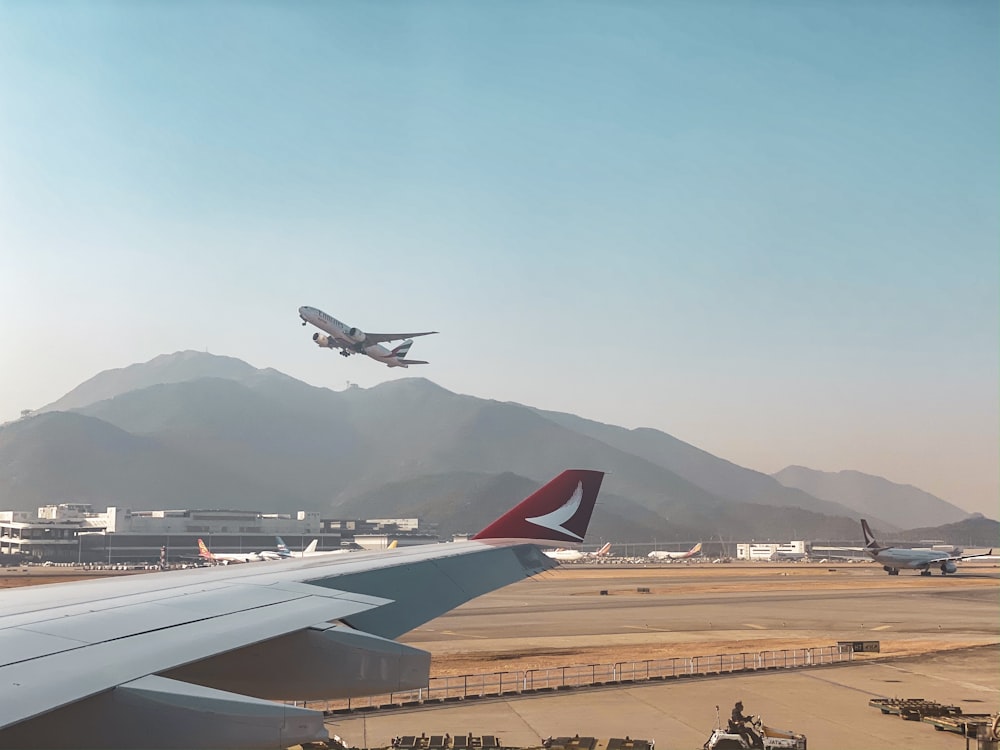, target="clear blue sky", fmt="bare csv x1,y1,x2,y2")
2,2,997,516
